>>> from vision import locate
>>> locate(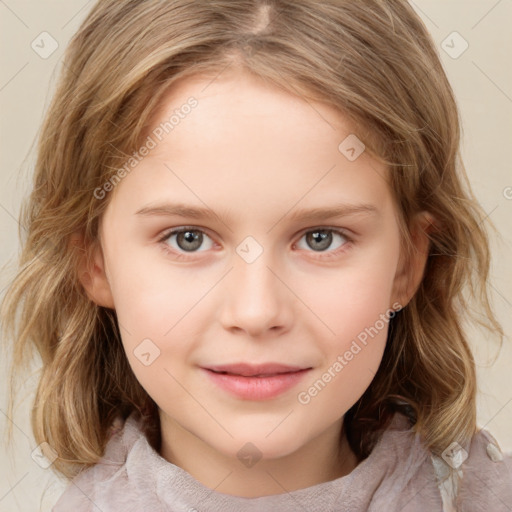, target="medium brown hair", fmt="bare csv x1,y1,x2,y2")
1,0,502,478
